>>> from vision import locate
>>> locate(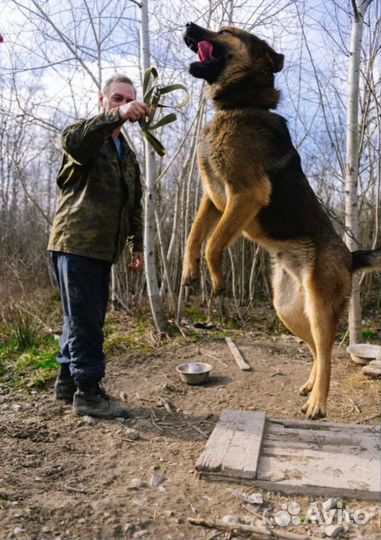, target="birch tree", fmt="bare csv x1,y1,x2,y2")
345,0,374,345
139,0,168,333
